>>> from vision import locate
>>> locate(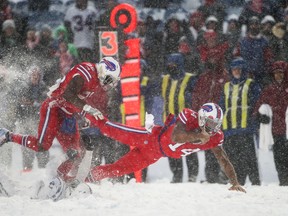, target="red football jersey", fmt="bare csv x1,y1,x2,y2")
48,62,101,99
160,108,224,158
